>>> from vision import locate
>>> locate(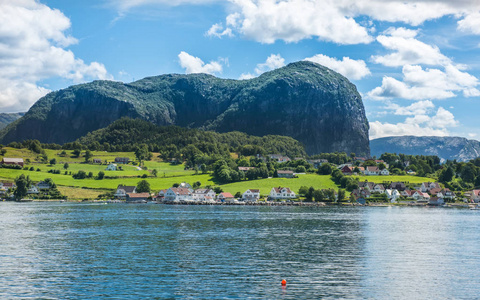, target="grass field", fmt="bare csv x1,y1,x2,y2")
349,175,434,184
0,147,438,199
220,174,339,195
